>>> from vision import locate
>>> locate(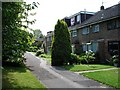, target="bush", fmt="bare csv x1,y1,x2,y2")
28,46,38,52
79,52,95,64
51,20,72,66
70,53,81,65
110,55,119,67
2,56,26,66
36,49,44,56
